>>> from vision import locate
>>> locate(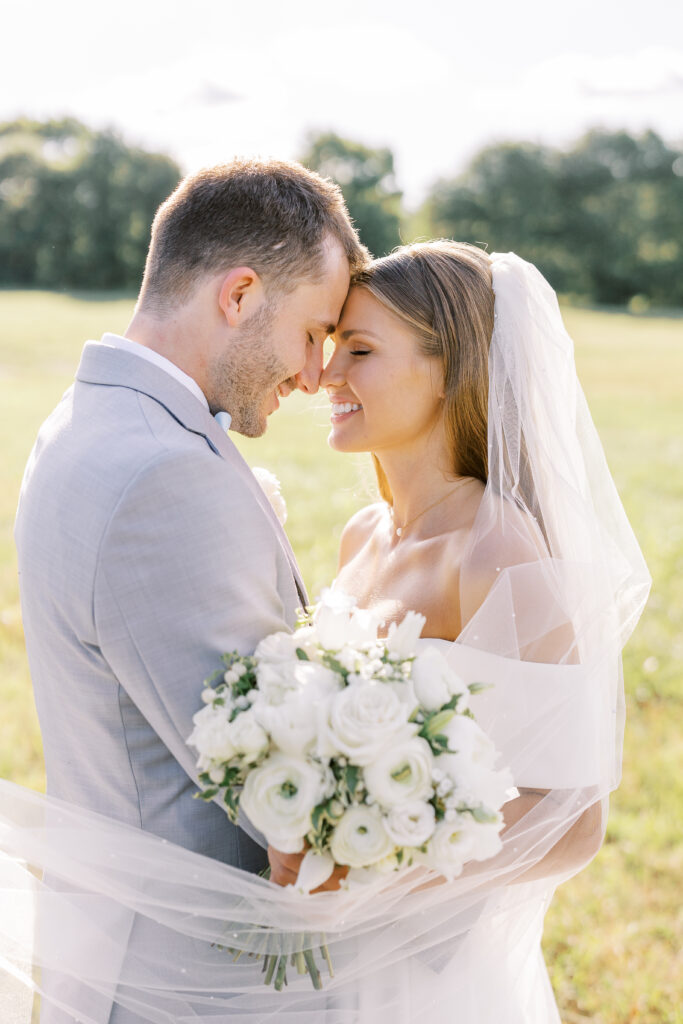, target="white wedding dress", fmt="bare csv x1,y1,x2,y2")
352,637,595,1024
